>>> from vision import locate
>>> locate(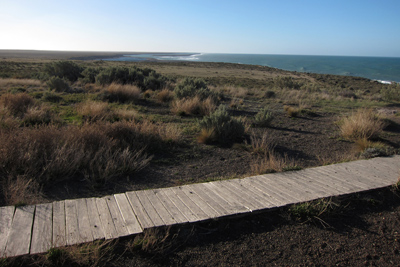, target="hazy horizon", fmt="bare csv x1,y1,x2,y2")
1,0,399,58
